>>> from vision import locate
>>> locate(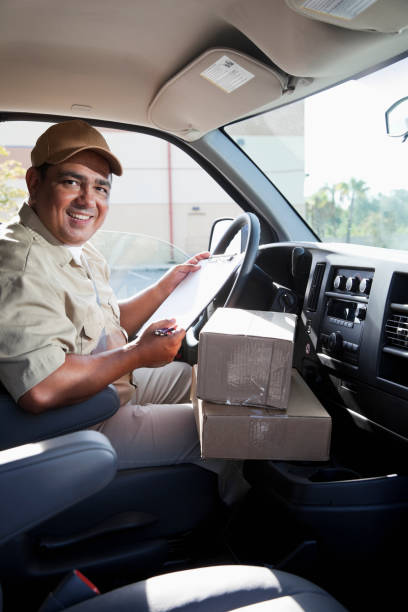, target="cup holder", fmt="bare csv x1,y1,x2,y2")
309,467,361,483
